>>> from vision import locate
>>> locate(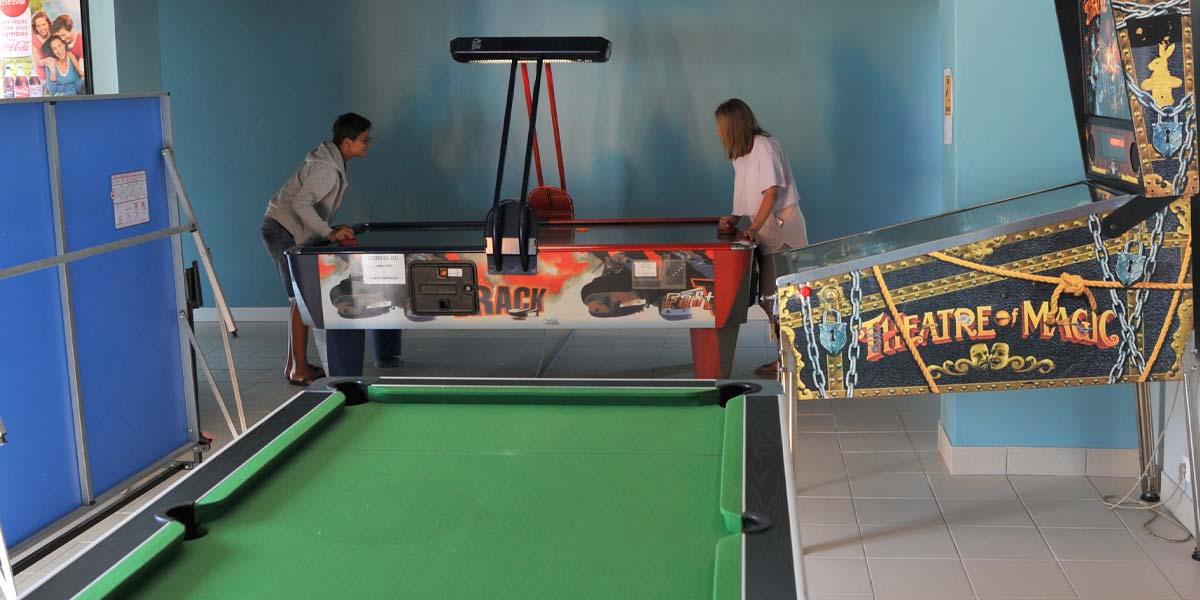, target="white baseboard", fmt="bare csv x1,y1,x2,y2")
193,305,774,323
938,422,1140,476
194,307,291,322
